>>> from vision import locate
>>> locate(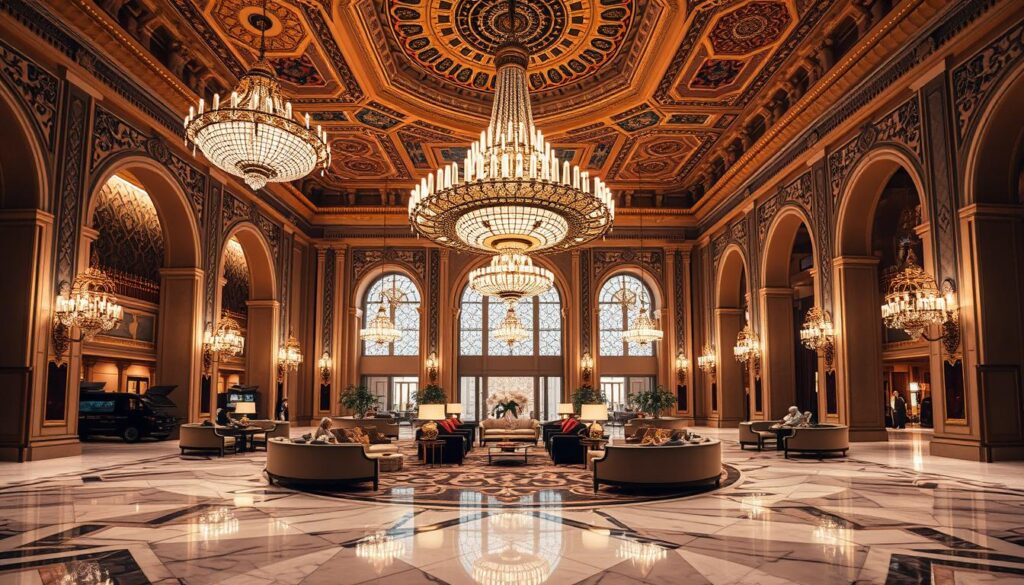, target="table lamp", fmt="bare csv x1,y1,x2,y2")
418,404,446,440
446,403,462,420
557,403,574,419
234,401,256,425
580,404,608,439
